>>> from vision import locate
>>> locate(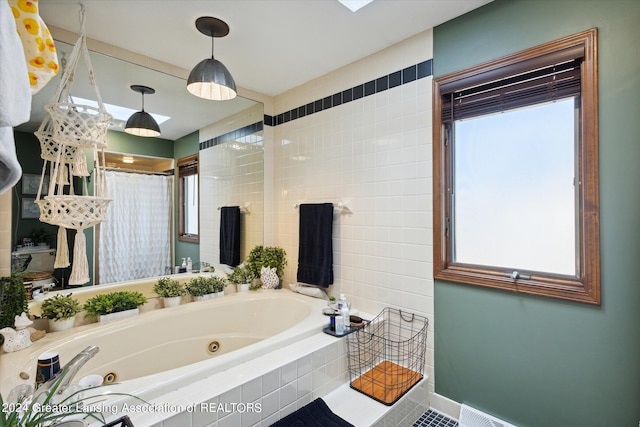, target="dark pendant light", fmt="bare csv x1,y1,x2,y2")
187,17,237,101
125,85,161,137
